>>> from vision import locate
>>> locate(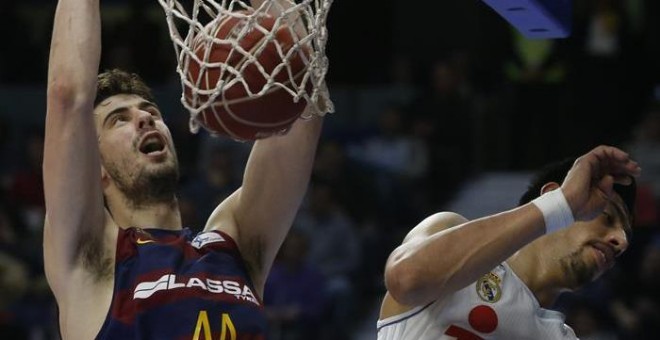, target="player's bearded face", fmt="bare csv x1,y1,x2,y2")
555,195,632,289
102,138,179,208
96,95,180,208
